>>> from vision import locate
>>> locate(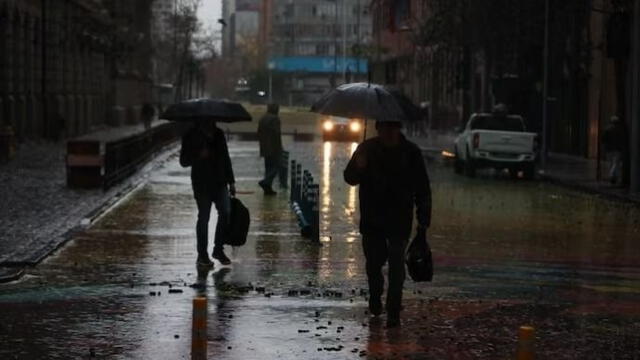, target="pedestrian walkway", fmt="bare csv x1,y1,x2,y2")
3,139,640,359
541,153,640,205
0,121,176,281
